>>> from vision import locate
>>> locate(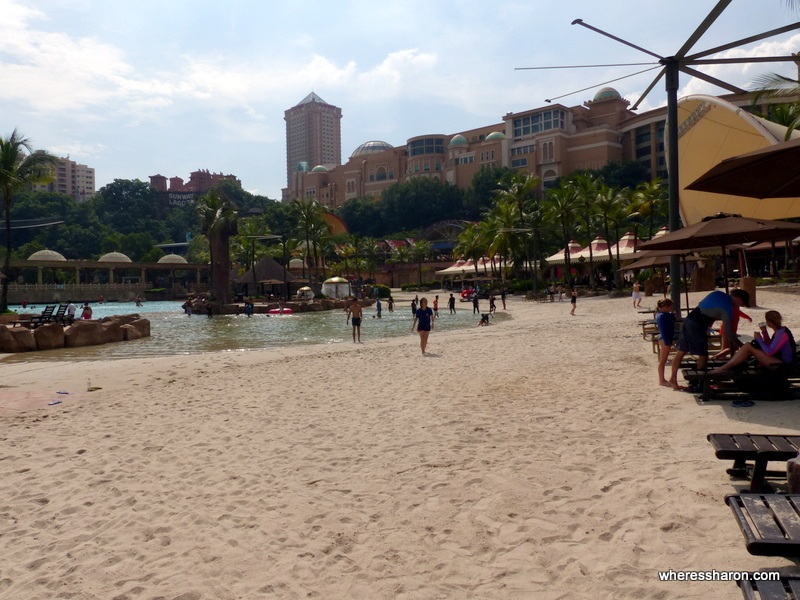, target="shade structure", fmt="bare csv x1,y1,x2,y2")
620,250,707,271
544,240,583,266
687,136,800,199
637,213,800,253
637,213,800,292
259,279,285,285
